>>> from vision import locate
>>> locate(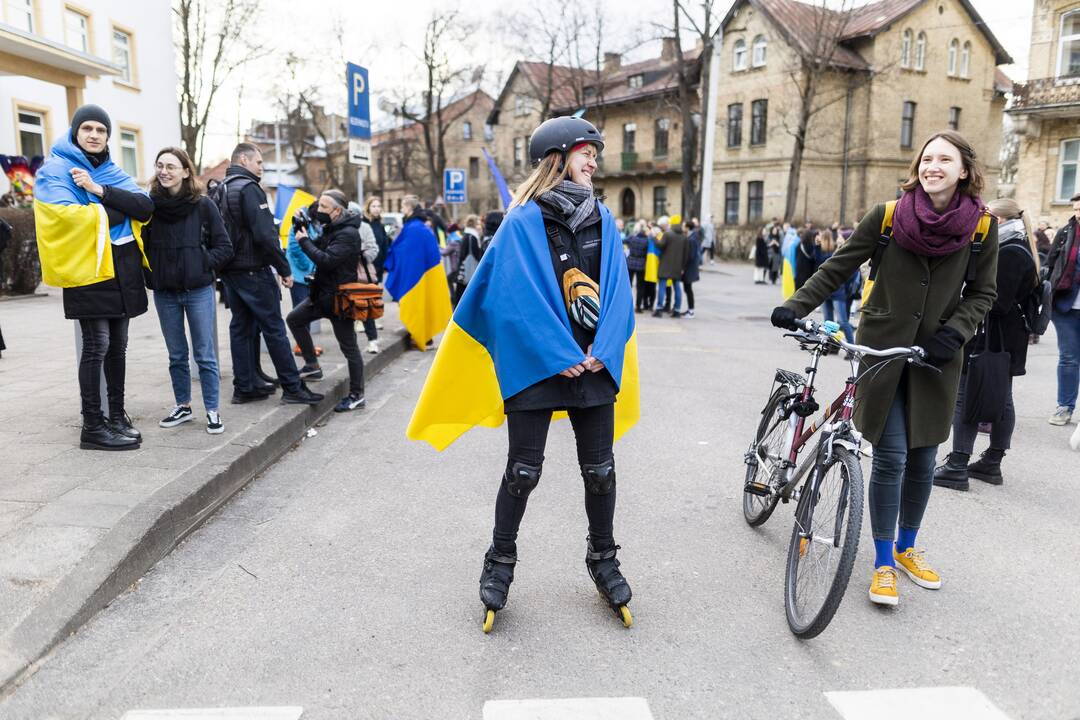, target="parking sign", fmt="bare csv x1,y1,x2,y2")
444,168,467,204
